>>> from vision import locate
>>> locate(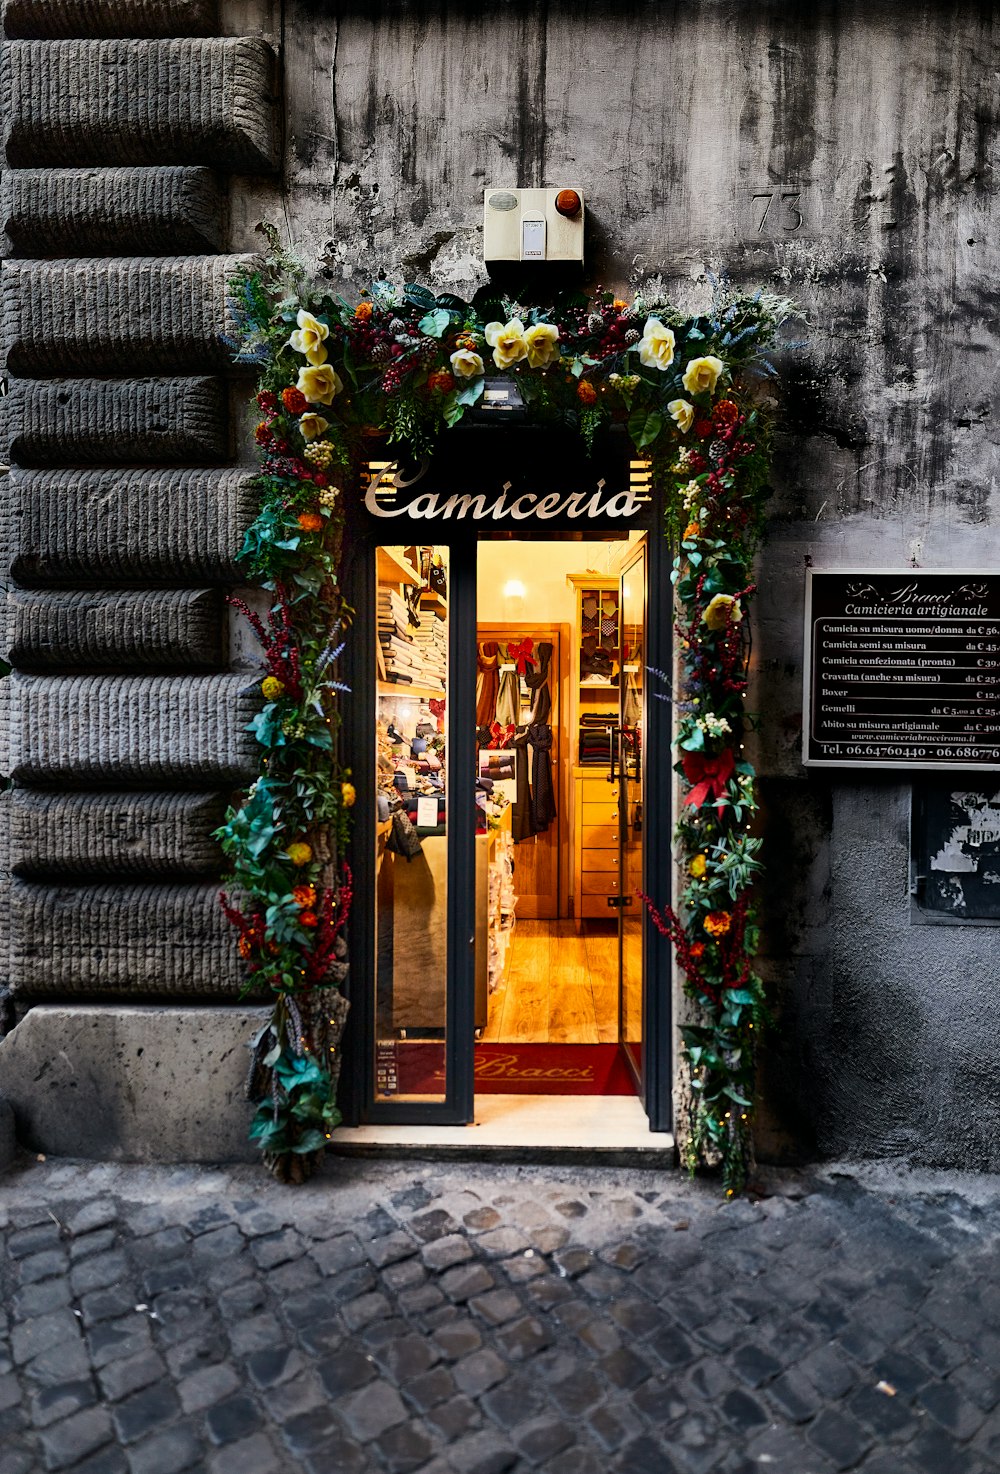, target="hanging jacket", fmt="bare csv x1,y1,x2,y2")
511,727,537,843
476,641,500,727
525,640,553,725
528,723,557,833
